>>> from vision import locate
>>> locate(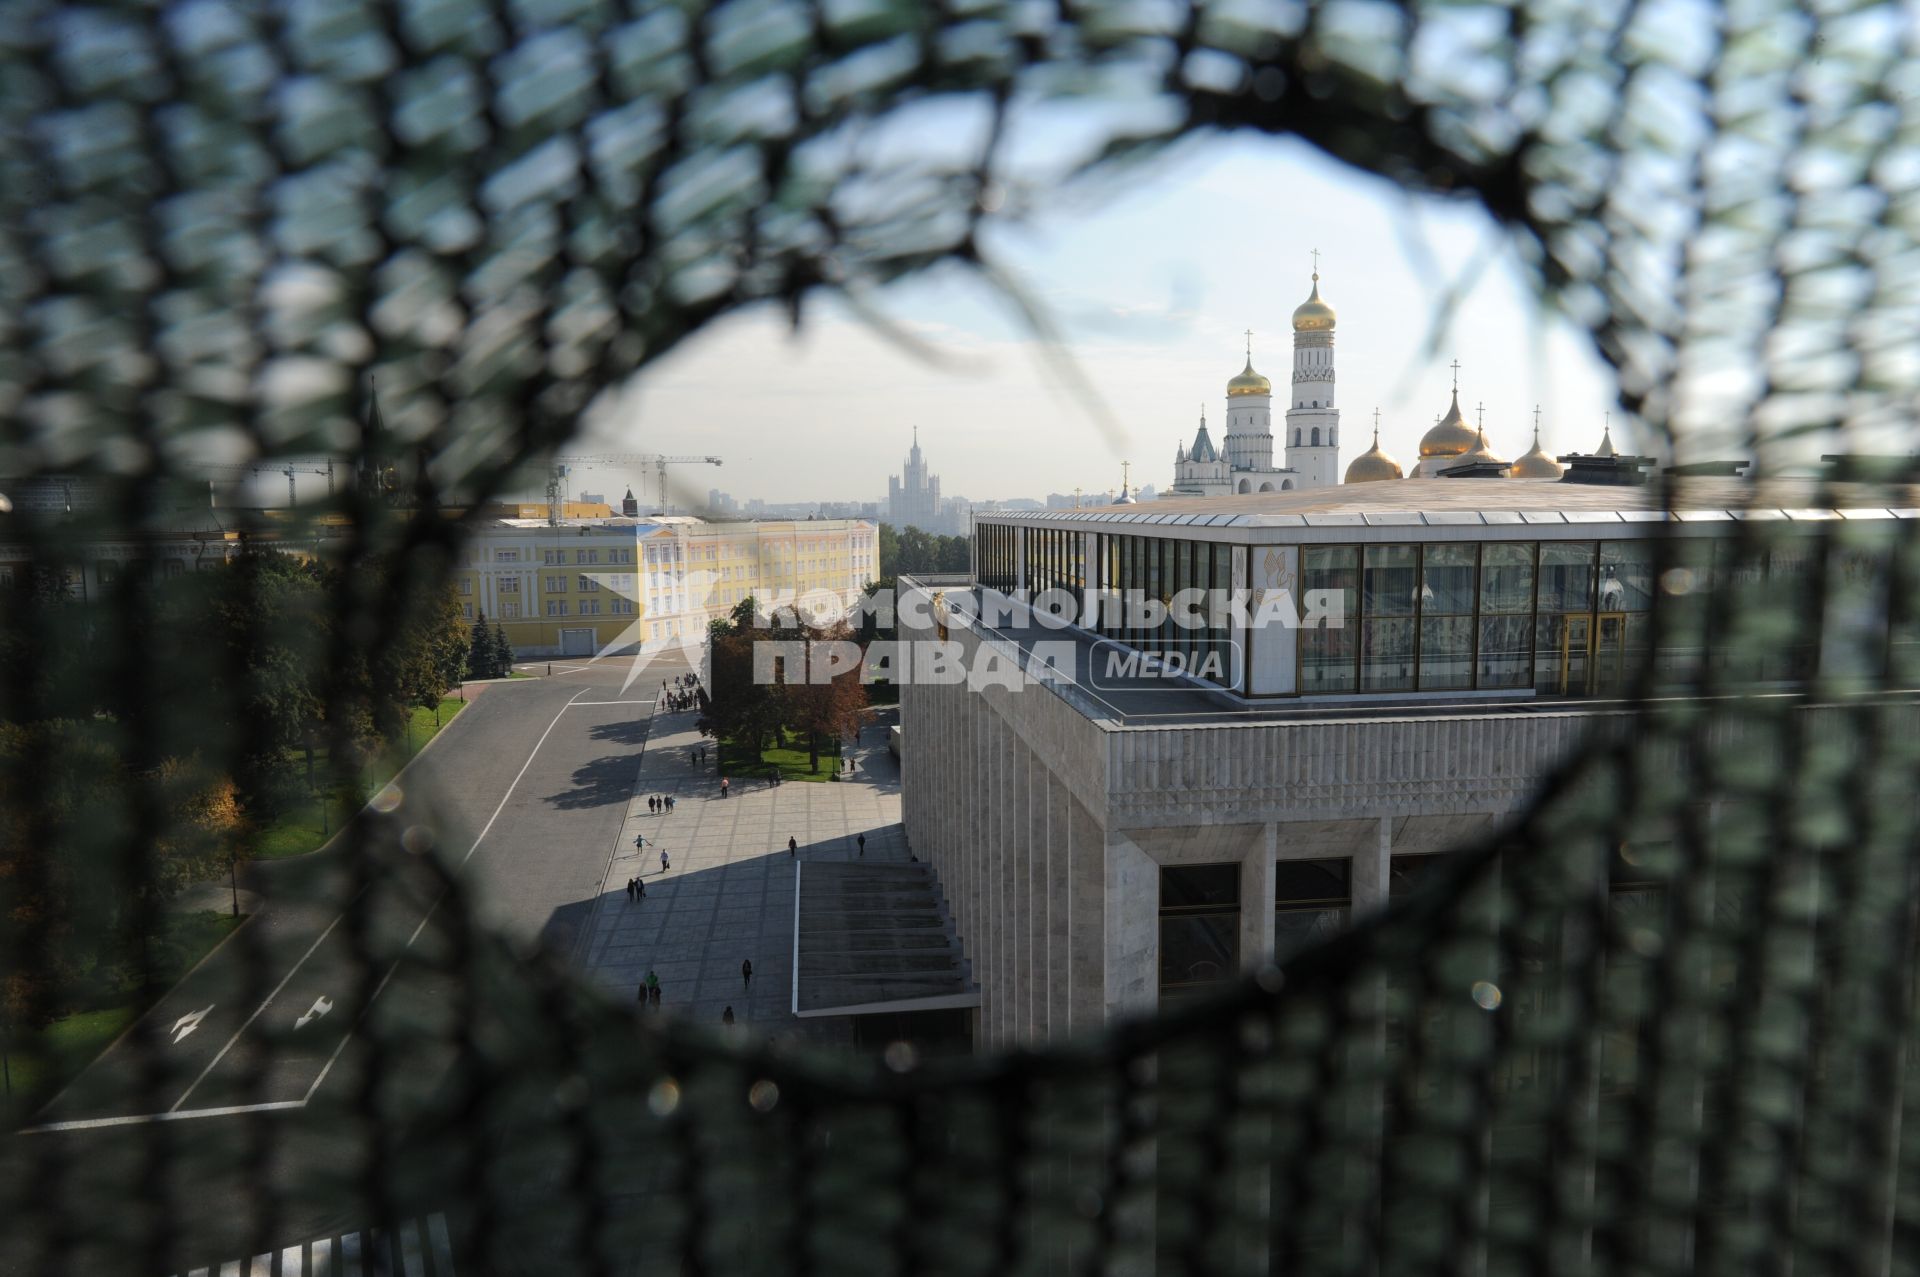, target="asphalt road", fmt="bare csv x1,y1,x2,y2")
0,650,696,1275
